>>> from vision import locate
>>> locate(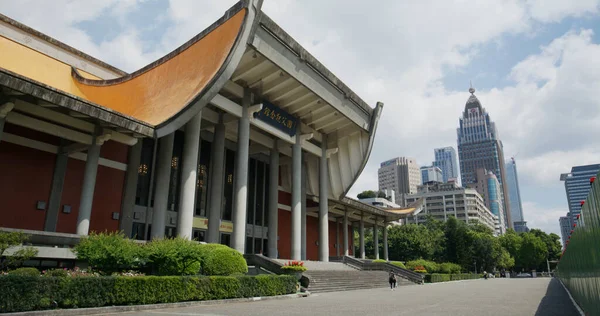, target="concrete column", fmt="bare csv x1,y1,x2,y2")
383,222,389,261
0,102,14,143
45,141,69,232
319,135,329,262
336,217,341,257
76,132,102,236
232,89,251,253
118,140,143,236
150,133,175,239
300,156,307,260
267,141,279,259
350,224,355,257
359,215,365,259
373,222,379,260
343,211,349,256
177,112,202,239
291,124,302,260
207,114,226,244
